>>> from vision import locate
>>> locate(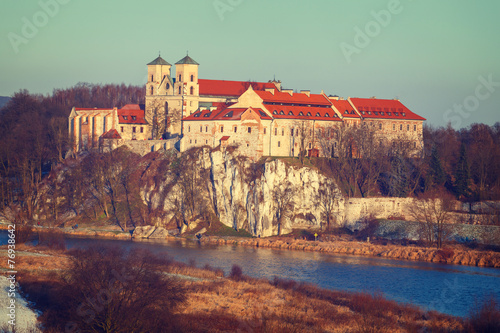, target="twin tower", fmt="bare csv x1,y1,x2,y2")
145,54,201,138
